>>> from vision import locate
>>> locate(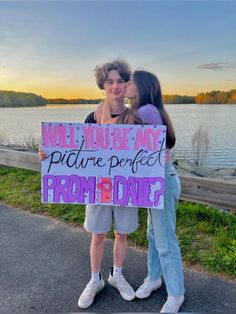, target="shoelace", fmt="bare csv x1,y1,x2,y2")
139,278,147,290
139,278,150,290
83,282,98,296
115,275,132,291
140,277,159,291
